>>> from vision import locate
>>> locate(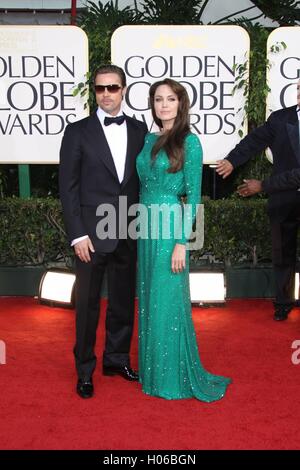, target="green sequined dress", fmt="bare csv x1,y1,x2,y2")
136,132,231,401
